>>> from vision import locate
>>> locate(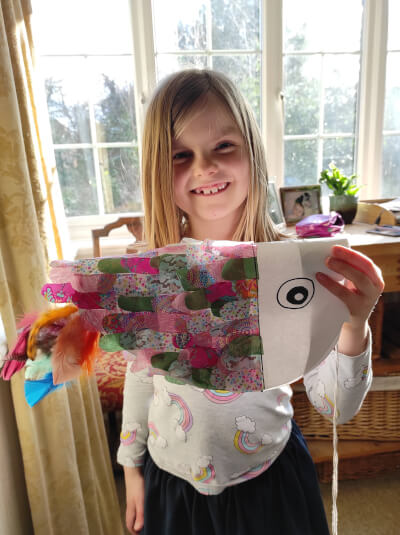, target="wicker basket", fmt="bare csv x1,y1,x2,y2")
316,449,400,483
293,389,400,441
